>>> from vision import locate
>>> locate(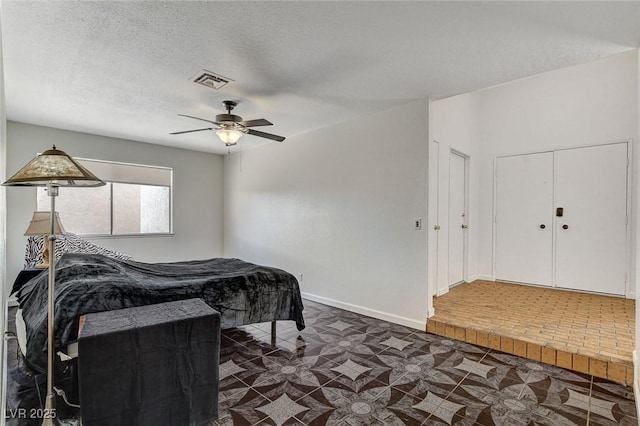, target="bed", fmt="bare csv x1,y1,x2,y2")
14,252,305,375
